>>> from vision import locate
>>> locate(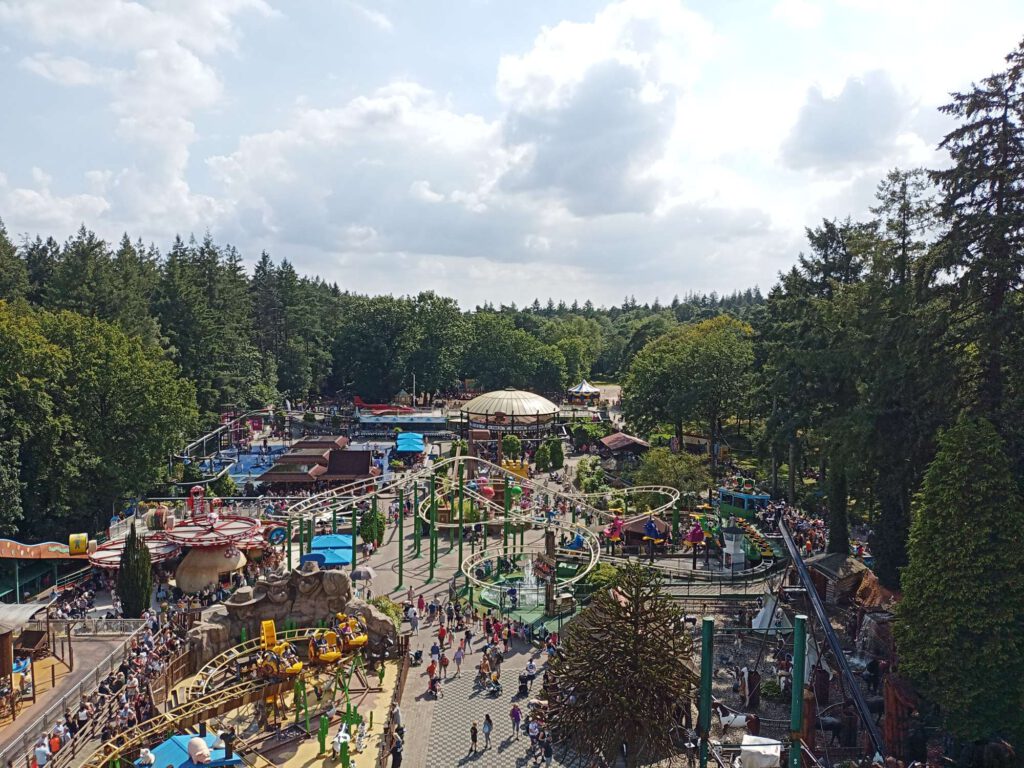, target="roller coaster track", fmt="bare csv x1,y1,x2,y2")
78,627,361,768
76,678,288,768
779,522,885,758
